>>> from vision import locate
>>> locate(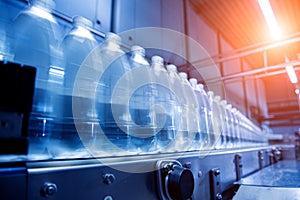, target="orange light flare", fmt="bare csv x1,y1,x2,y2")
258,0,282,40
